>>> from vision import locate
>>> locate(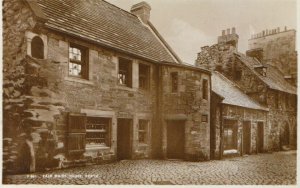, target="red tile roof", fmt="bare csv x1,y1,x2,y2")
35,0,179,63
